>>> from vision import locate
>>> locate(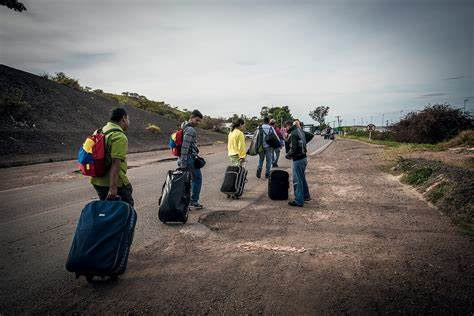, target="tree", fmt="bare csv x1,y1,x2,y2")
259,105,294,127
244,116,260,132
309,106,330,126
0,0,26,12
